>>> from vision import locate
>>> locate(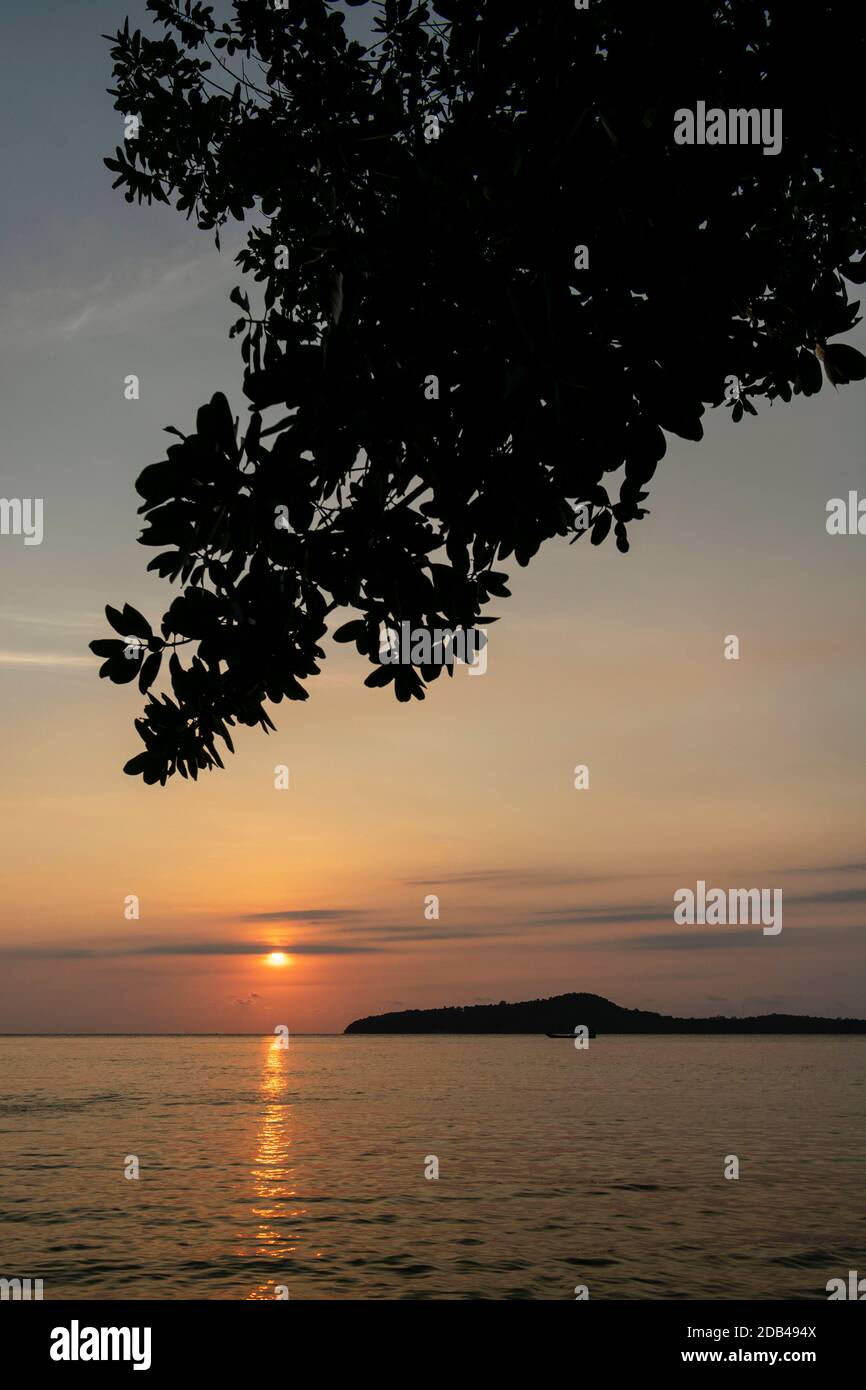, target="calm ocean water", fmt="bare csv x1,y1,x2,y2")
0,1035,862,1300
